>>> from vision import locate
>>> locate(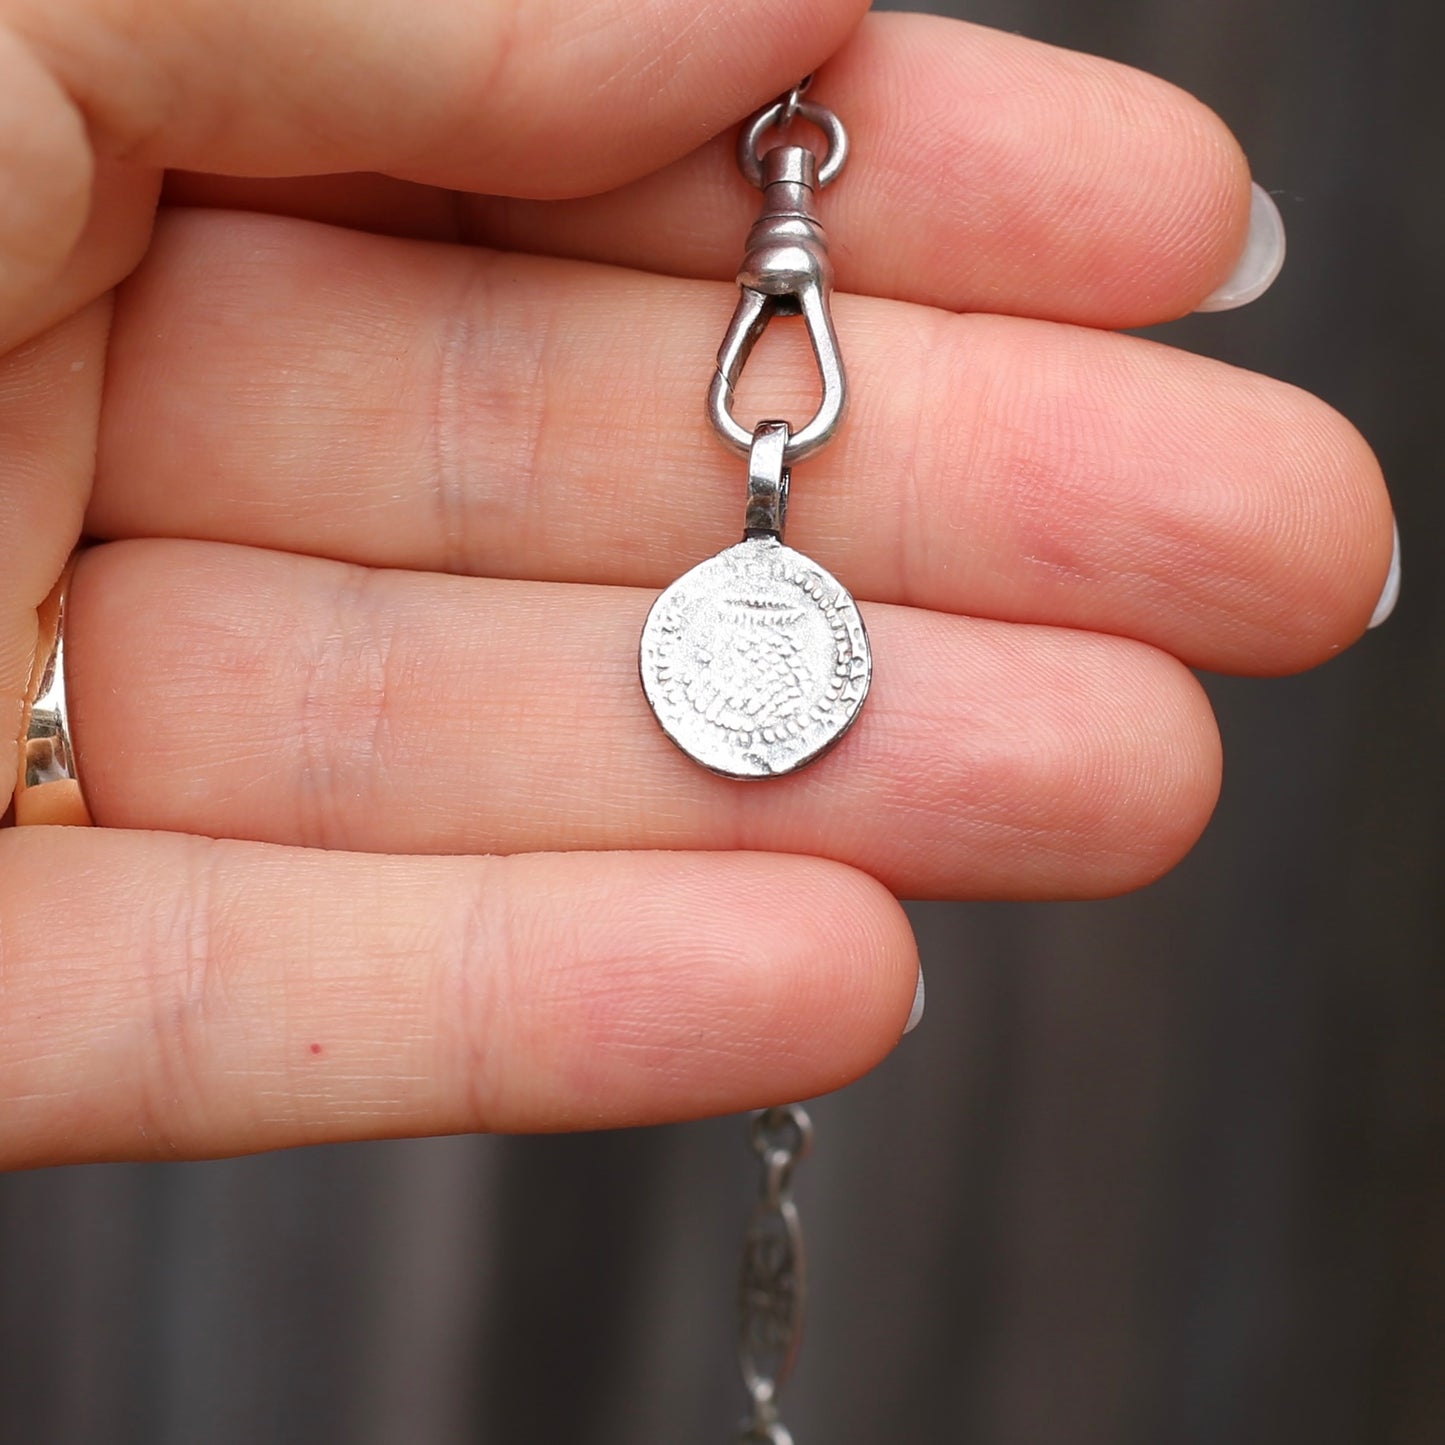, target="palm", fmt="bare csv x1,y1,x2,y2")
0,5,1390,1168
